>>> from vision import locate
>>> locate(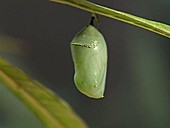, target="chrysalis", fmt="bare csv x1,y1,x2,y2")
70,19,107,99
